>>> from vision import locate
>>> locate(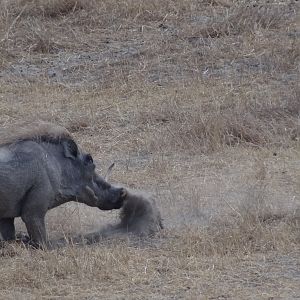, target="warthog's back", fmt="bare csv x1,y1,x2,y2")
0,121,72,147
0,122,71,218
